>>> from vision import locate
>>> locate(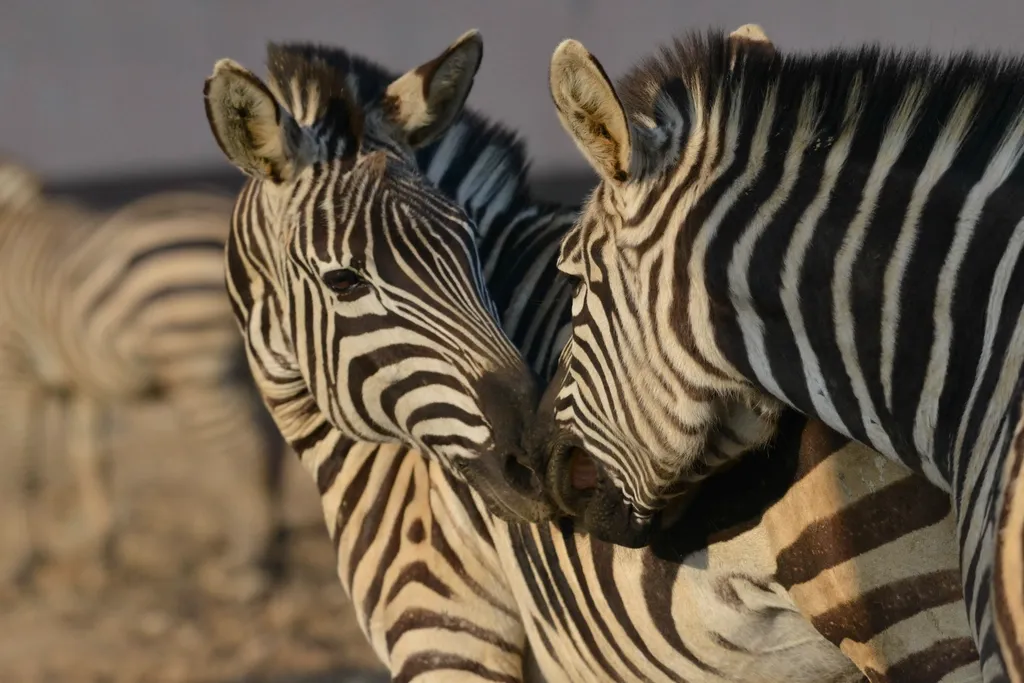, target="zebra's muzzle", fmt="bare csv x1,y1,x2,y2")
545,439,598,517
544,440,656,548
503,453,545,498
460,457,556,524
568,447,599,491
